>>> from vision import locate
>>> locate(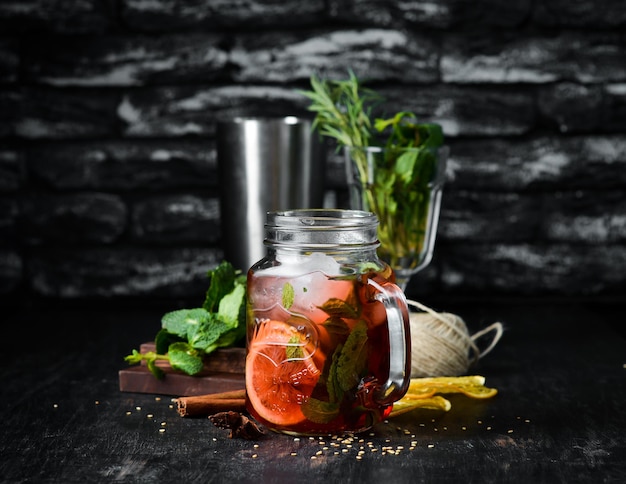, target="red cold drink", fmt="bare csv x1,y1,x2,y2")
245,210,411,435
